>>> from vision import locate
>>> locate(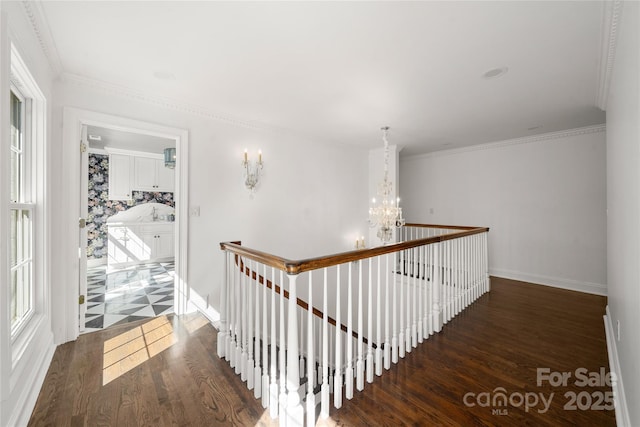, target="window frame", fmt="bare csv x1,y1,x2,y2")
6,43,47,355
9,83,35,338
